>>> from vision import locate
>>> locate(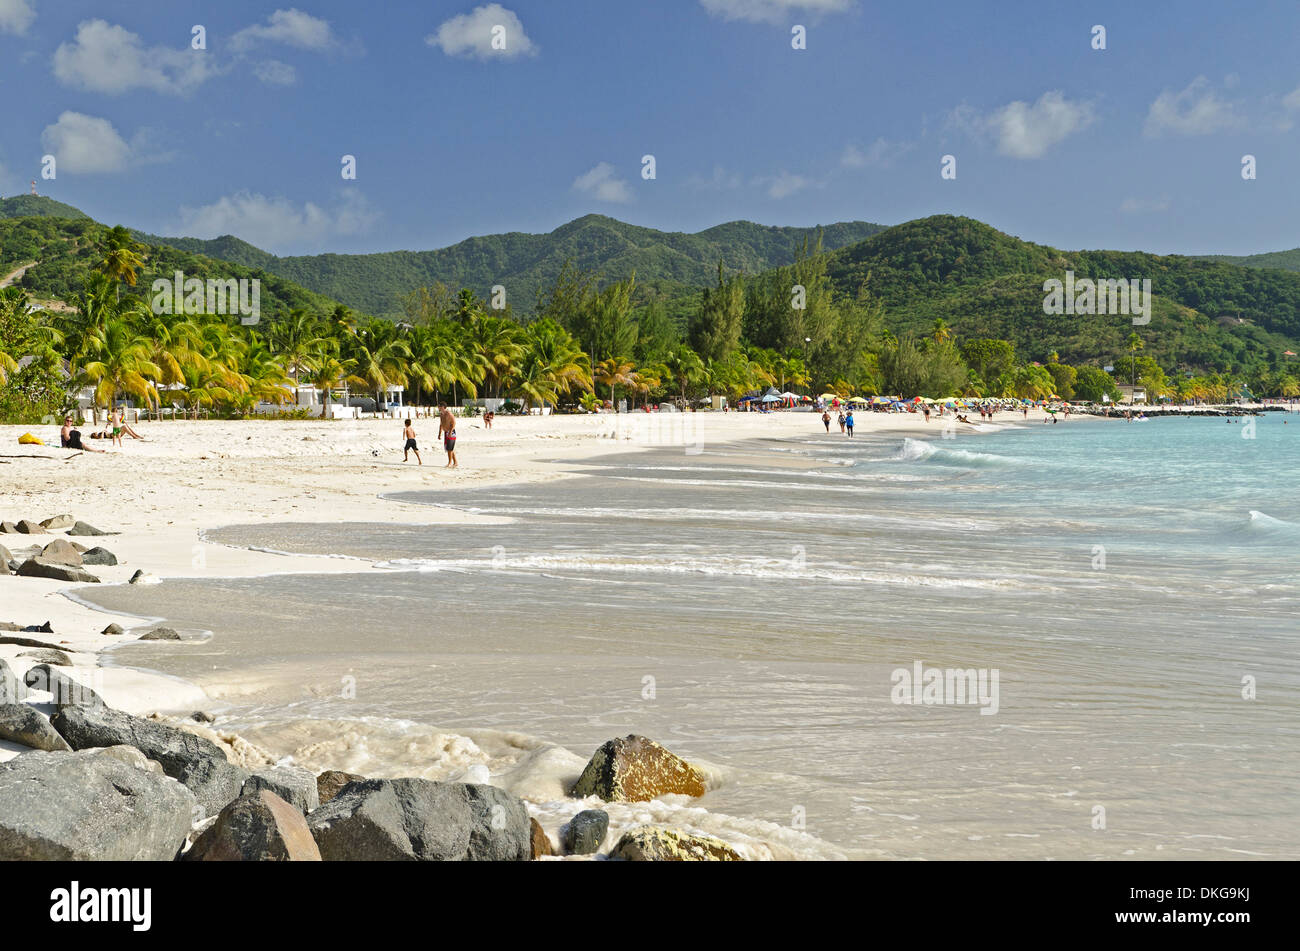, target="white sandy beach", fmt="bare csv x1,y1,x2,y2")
0,406,1070,763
